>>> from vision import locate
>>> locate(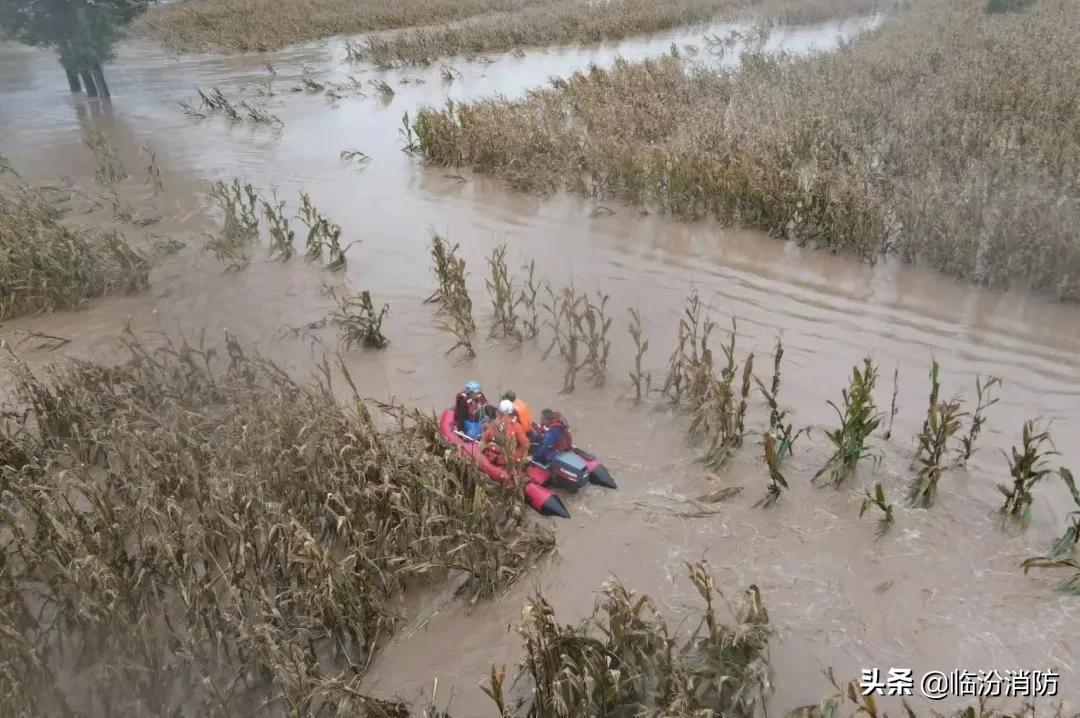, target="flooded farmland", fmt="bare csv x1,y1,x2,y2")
1,7,1078,716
